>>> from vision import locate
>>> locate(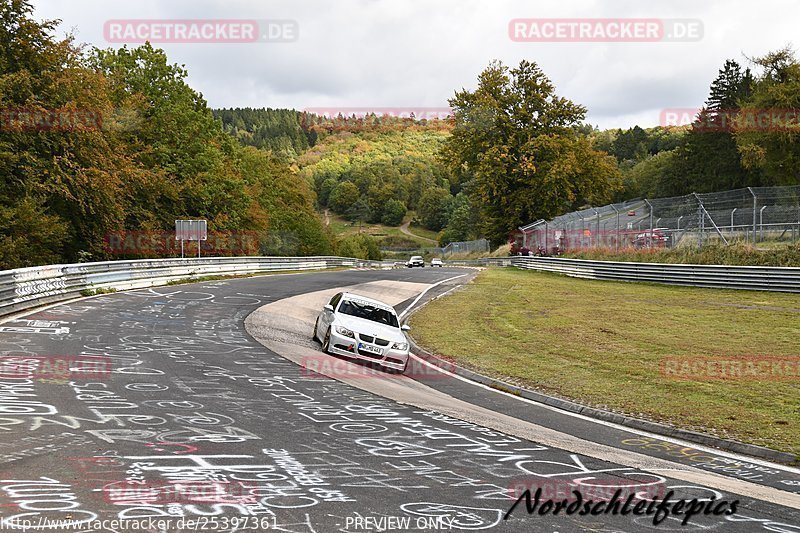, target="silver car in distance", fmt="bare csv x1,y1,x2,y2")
313,292,411,373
